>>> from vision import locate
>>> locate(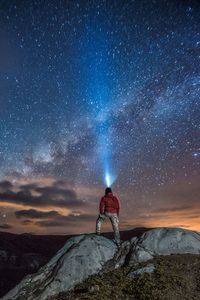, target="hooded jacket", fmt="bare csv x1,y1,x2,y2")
99,192,120,215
